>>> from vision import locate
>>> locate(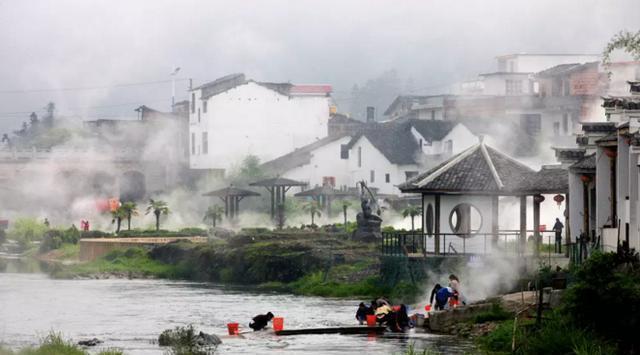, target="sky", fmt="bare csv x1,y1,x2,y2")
0,0,639,133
